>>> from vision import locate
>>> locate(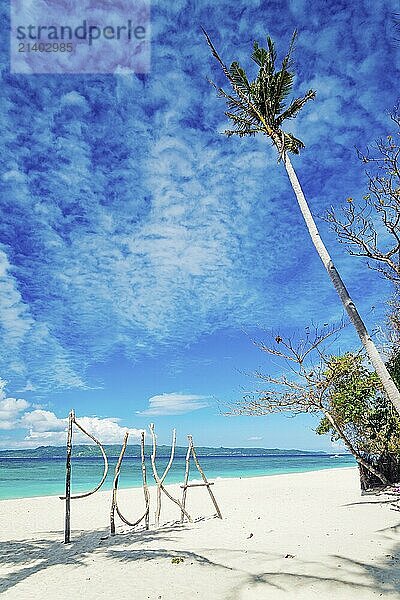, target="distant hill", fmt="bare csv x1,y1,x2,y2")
0,445,329,459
